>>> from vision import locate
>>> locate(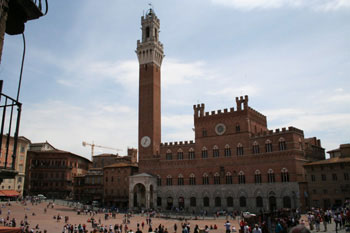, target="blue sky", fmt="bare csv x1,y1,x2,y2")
1,0,350,159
